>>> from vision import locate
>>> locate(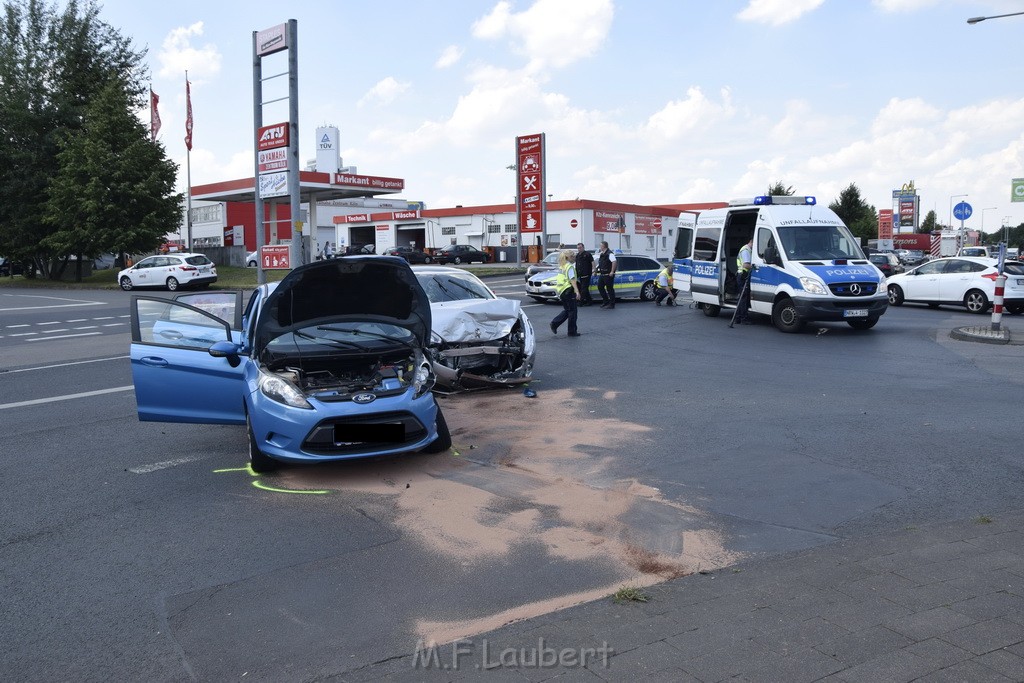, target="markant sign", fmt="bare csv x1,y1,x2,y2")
1013,178,1024,203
